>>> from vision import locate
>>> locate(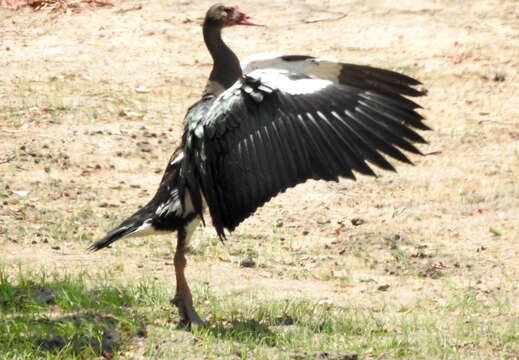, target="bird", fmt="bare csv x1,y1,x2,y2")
89,3,429,327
